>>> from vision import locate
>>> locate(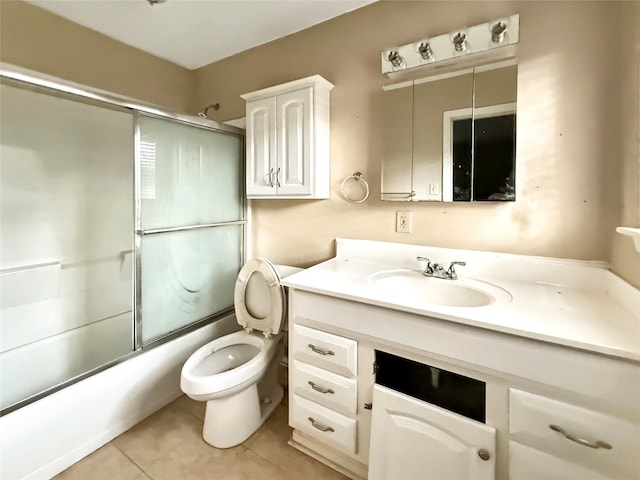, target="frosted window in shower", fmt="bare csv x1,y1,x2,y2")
0,83,134,411
139,115,243,229
141,225,242,342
